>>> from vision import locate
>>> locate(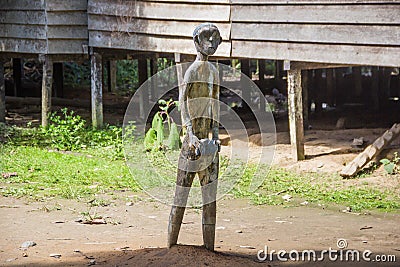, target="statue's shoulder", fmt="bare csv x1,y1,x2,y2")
183,61,218,82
